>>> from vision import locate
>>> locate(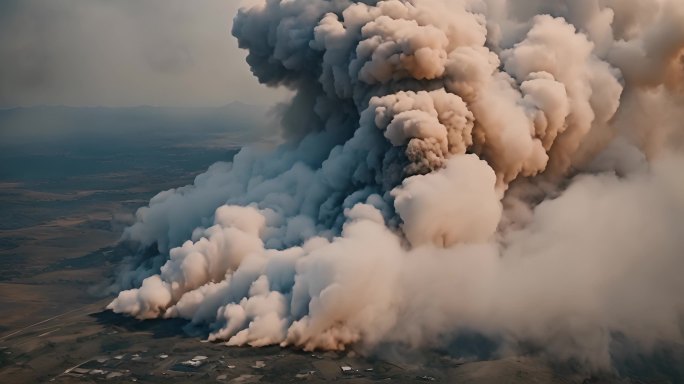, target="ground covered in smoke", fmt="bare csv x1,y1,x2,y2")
108,0,684,377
